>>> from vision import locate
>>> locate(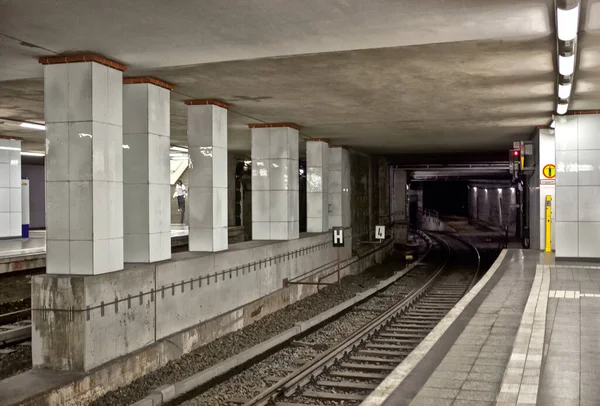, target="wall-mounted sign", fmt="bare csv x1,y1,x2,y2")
375,225,385,240
542,164,556,179
332,227,344,247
